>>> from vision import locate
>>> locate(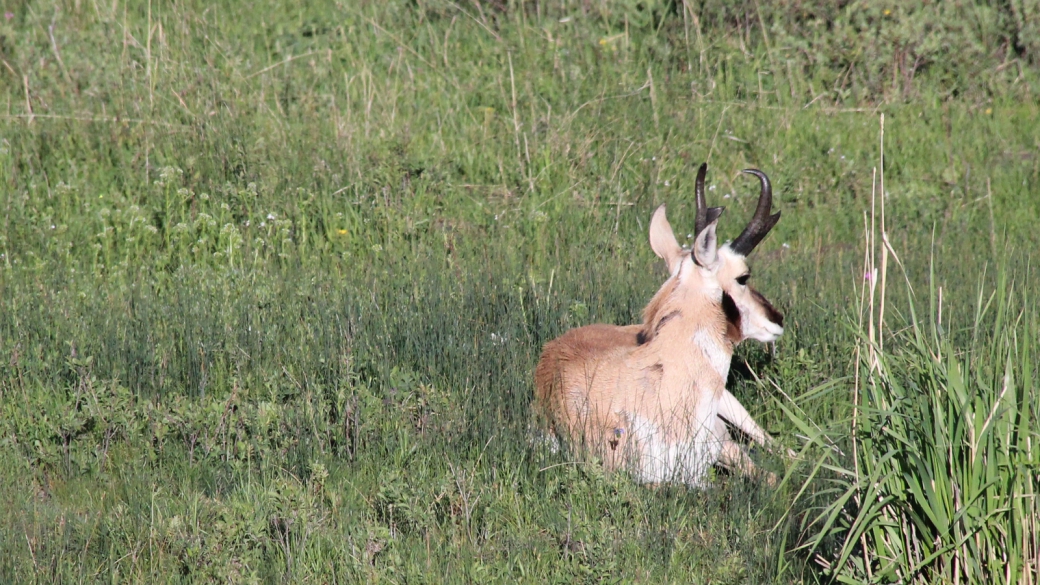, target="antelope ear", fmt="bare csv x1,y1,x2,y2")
649,205,683,274
692,219,719,268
